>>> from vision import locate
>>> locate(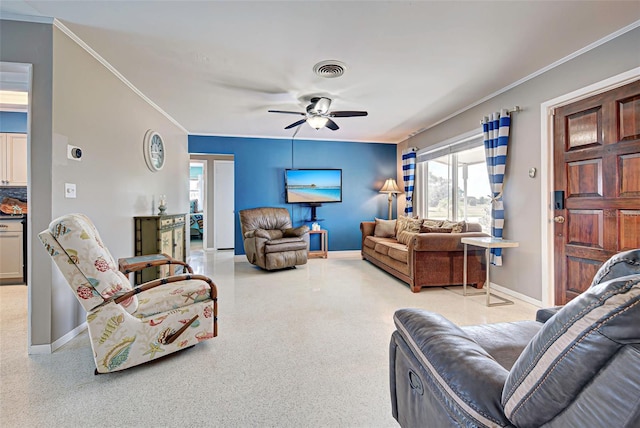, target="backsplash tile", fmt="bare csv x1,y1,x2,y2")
0,187,27,202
